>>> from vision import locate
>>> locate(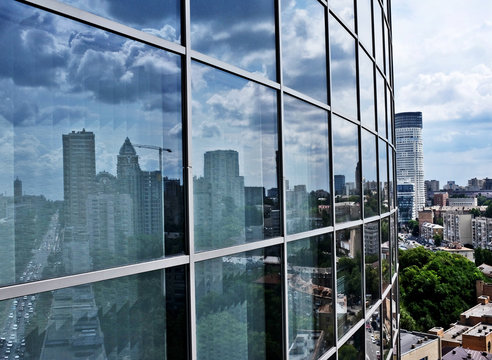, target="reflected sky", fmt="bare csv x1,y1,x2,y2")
357,0,373,54
191,0,276,80
57,0,181,43
330,0,354,31
332,116,359,185
359,48,376,130
329,15,358,120
281,0,327,102
0,2,182,200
